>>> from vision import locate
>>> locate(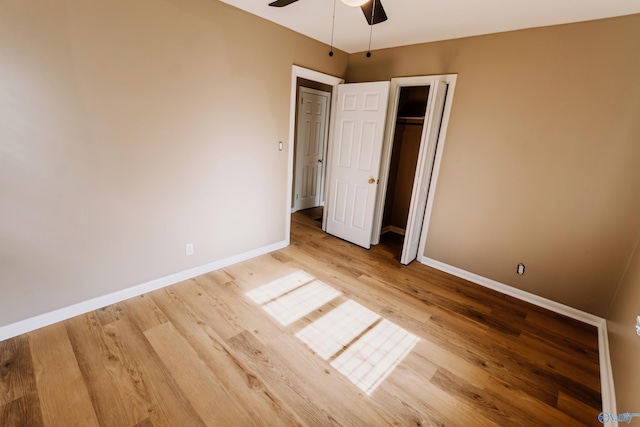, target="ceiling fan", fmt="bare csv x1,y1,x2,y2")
268,0,388,26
